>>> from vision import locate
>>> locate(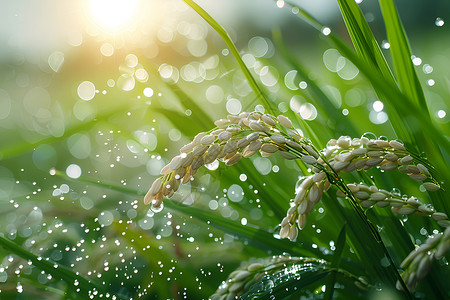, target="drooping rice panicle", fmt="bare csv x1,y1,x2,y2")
279,135,441,240
280,173,327,241
337,183,449,228
319,136,440,189
144,112,317,208
209,255,369,299
396,226,450,291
